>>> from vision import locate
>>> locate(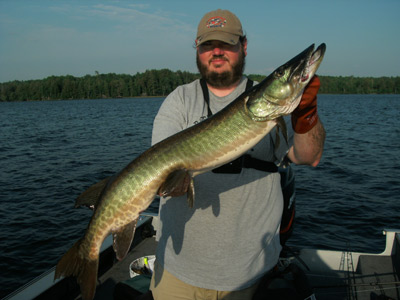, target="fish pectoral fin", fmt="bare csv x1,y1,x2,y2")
75,176,113,210
158,170,190,197
158,170,195,208
112,218,138,261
